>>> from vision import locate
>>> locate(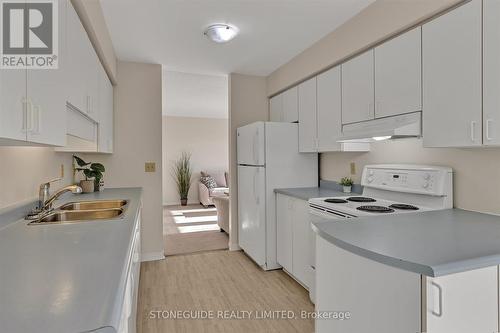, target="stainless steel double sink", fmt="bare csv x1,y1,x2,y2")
28,199,128,225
